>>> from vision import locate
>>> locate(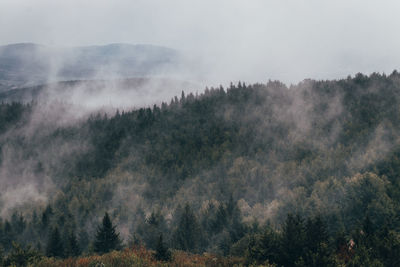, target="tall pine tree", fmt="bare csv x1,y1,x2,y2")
173,203,201,252
155,234,171,261
46,227,64,258
64,231,81,257
94,213,122,254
